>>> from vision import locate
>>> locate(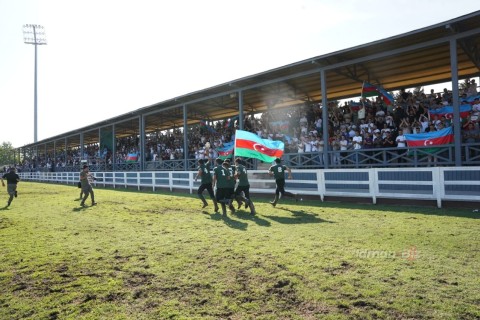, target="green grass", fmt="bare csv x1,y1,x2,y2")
0,182,479,319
